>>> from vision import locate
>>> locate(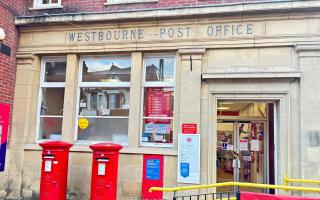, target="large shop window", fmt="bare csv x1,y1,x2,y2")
77,56,131,144
141,55,175,147
37,58,66,140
